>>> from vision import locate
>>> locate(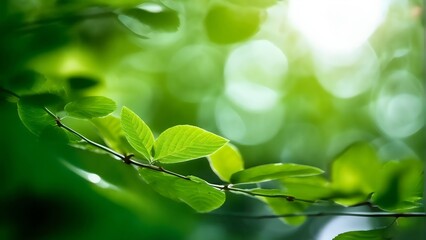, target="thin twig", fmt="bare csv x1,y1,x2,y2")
208,211,426,220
